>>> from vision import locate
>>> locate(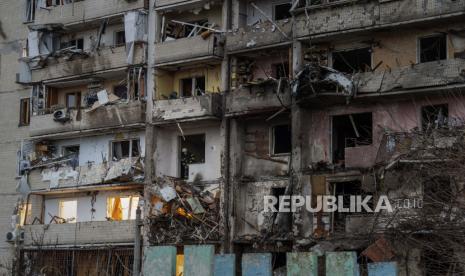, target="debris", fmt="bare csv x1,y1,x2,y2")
250,2,289,39
159,185,177,202
361,238,395,262
186,197,205,214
